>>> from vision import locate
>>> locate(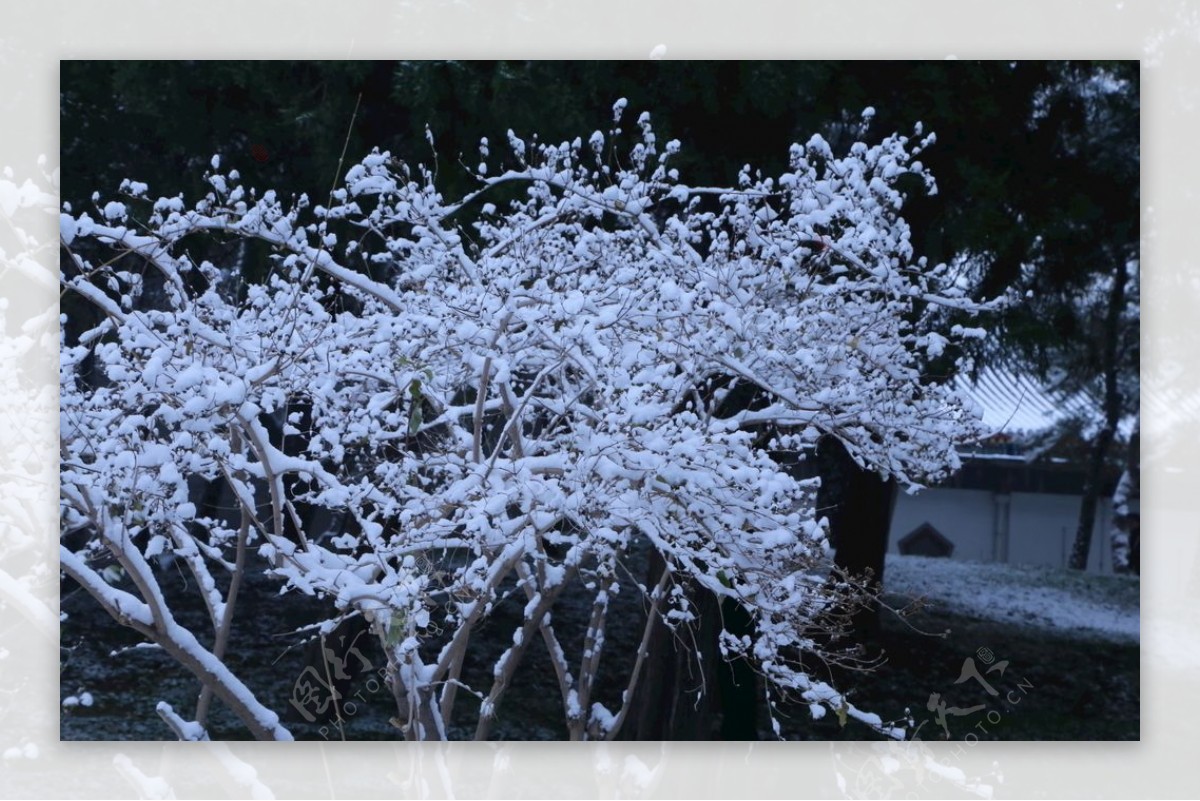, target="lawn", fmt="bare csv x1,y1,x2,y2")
779,554,1140,741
